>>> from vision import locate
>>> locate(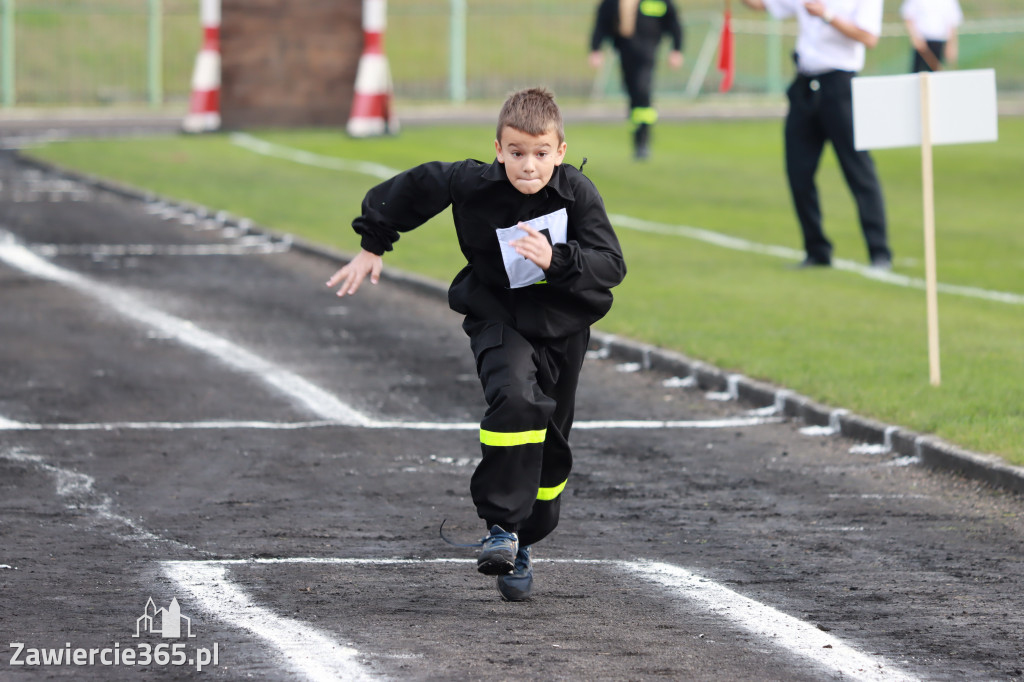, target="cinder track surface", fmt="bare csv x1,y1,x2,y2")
2,150,1023,680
